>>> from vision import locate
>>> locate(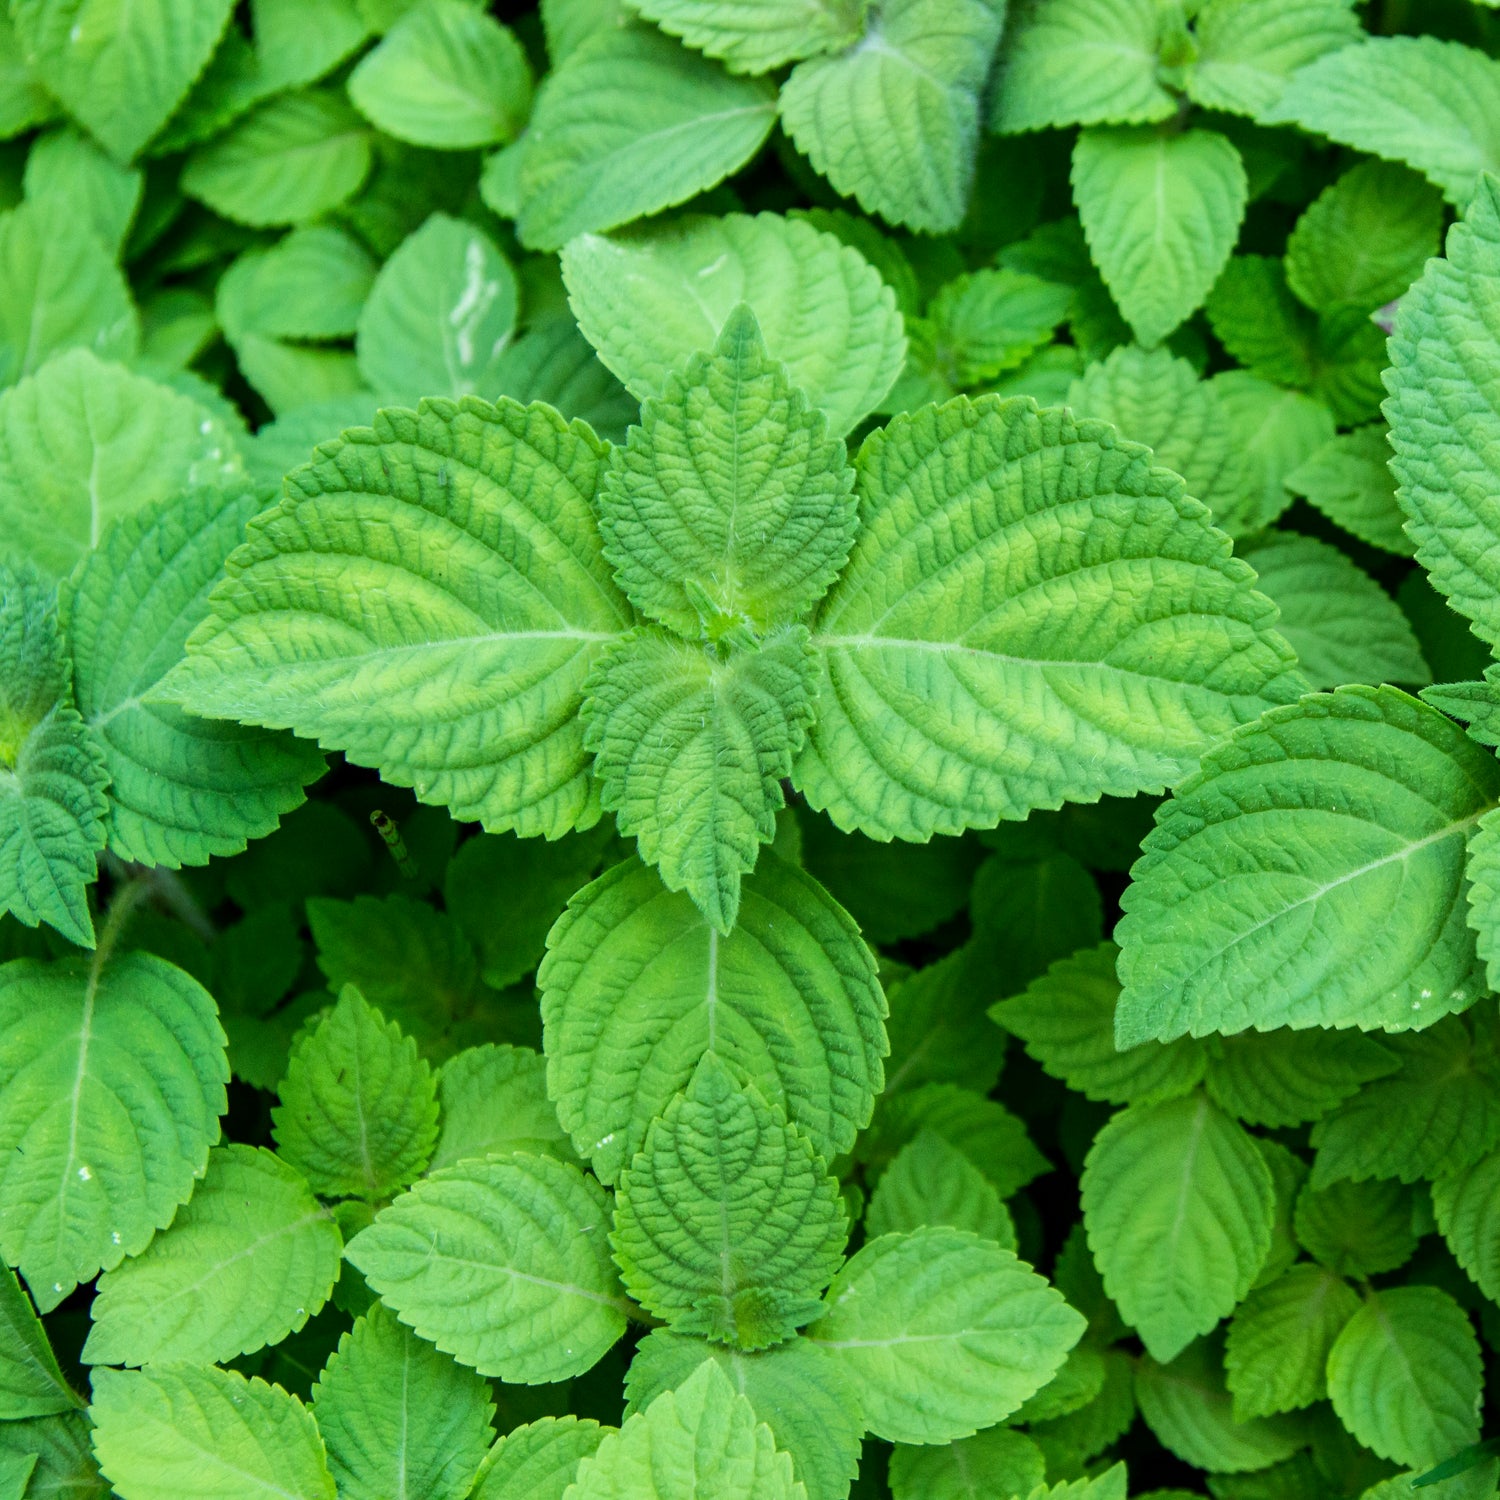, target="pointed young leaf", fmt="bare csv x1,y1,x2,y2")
583,628,818,931
1284,426,1413,557
1294,1176,1421,1278
272,986,439,1199
0,1265,78,1418
1115,686,1500,1043
311,1302,495,1500
889,1429,1045,1500
612,1053,846,1347
865,1129,1016,1249
431,1043,574,1171
345,1153,629,1383
541,854,886,1184
90,1365,335,1500
797,396,1304,841
0,952,227,1311
1201,1027,1397,1128
82,1144,341,1367
164,398,632,840
561,211,904,439
471,1416,610,1500
1073,127,1247,349
1082,1093,1274,1362
630,0,865,73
